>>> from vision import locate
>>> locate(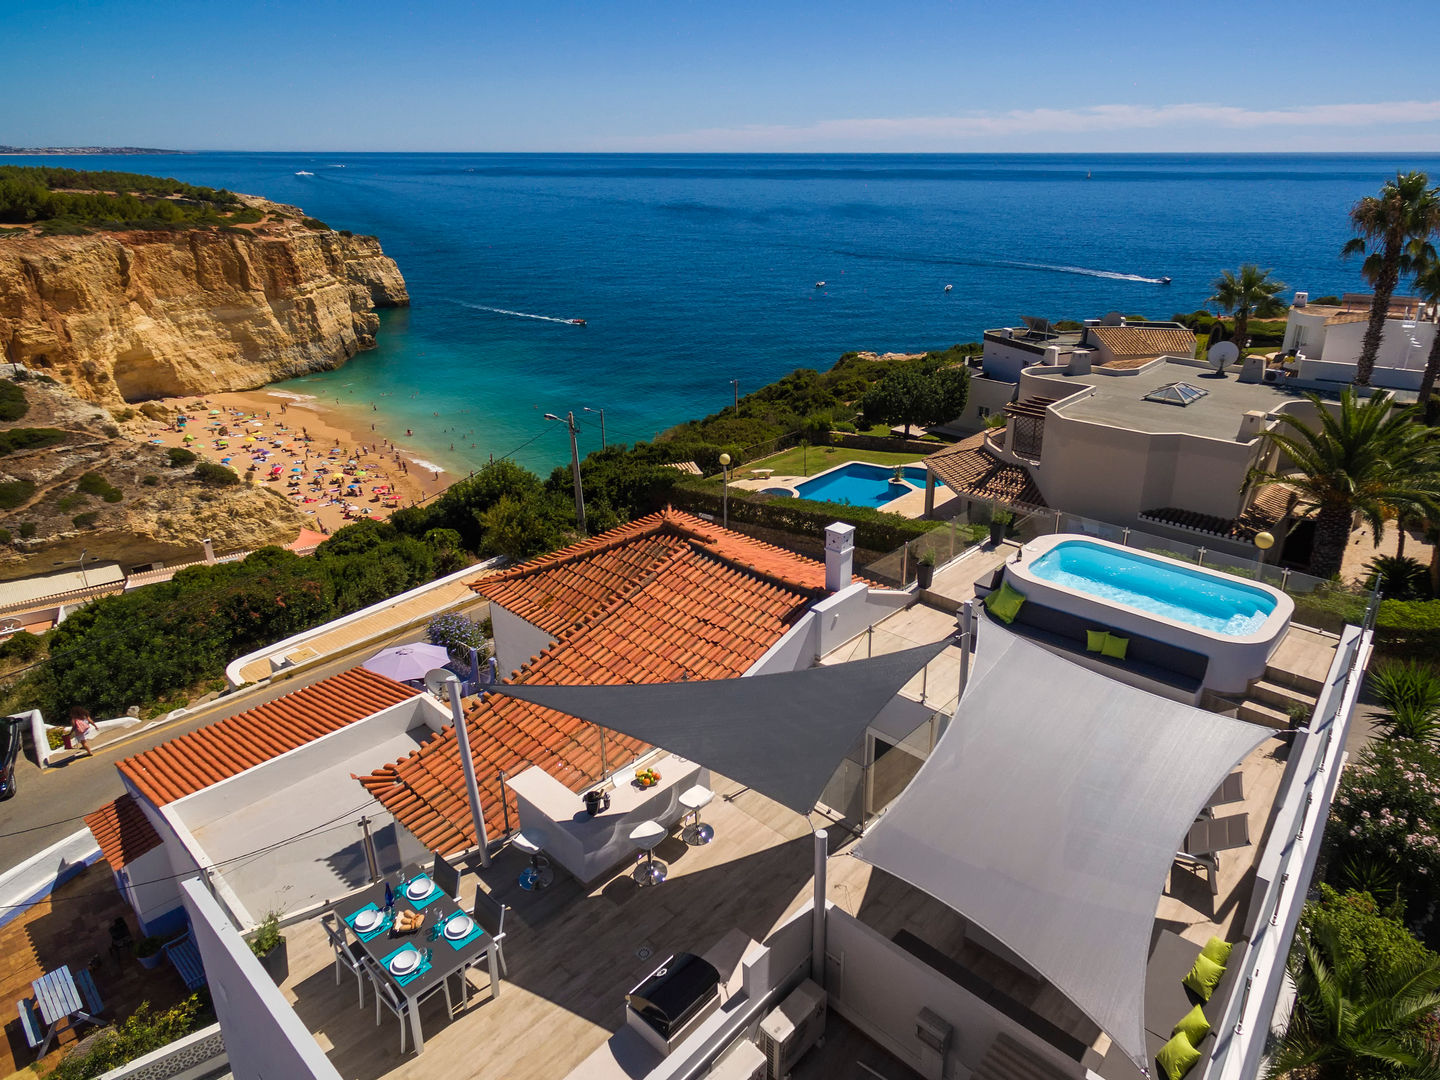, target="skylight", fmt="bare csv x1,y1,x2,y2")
1143,382,1209,407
